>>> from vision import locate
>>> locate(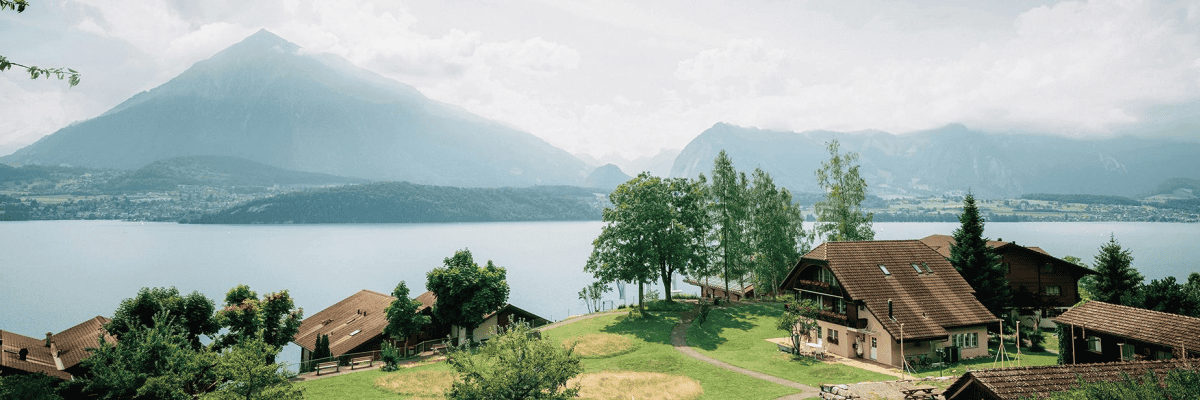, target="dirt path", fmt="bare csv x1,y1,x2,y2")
669,309,822,400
